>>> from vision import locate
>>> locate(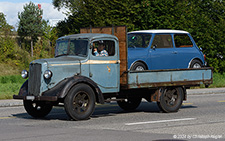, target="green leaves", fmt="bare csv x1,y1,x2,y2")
18,2,43,39
18,2,44,57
